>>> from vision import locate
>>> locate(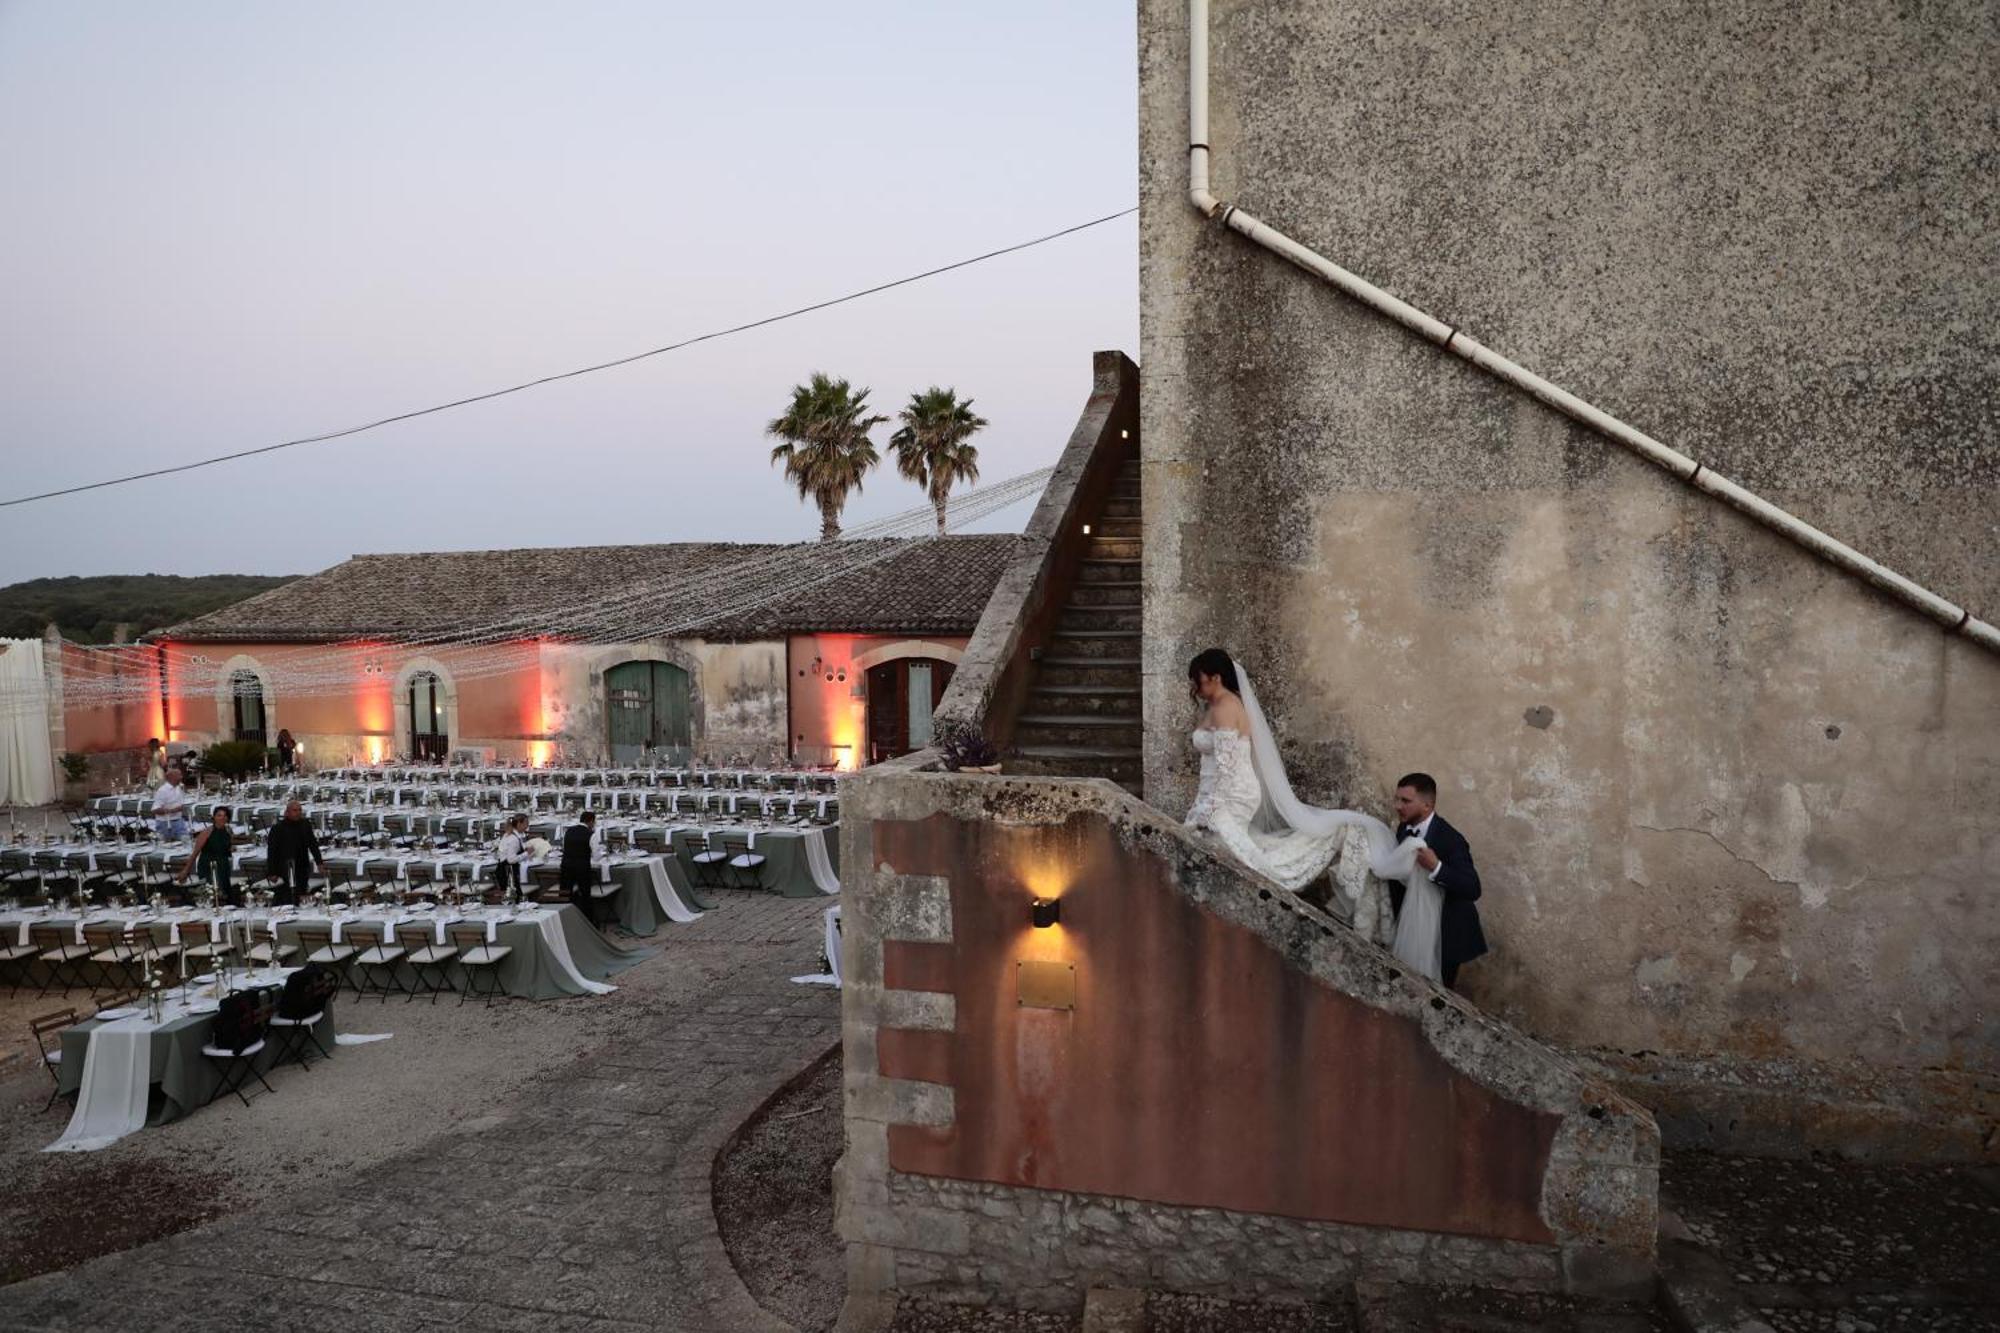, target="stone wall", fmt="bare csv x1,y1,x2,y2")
838,768,1658,1314
1138,0,2000,1152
